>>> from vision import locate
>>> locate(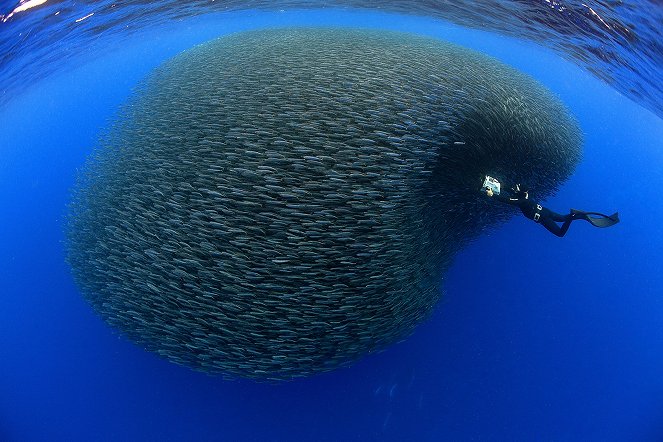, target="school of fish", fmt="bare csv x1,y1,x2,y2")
66,28,582,380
